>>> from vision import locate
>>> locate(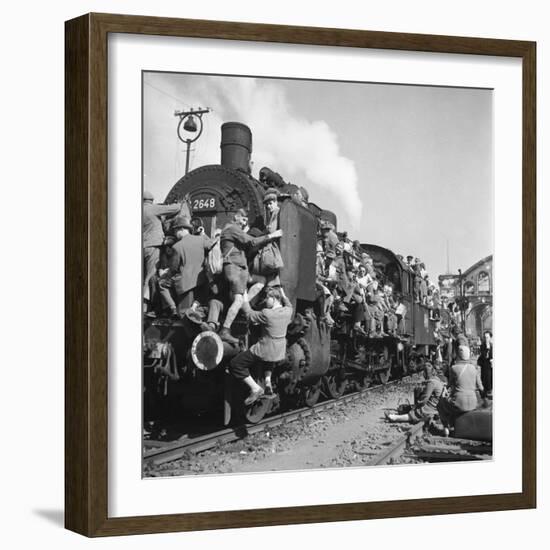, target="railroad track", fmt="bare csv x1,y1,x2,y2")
143,376,416,467
371,421,425,465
